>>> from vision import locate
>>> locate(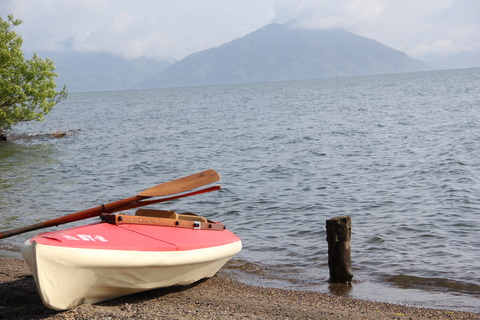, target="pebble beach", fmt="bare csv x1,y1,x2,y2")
1,258,478,320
